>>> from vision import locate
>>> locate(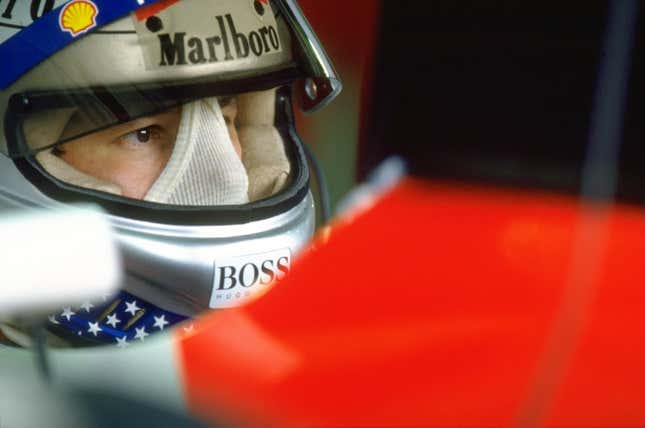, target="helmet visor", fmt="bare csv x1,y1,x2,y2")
10,83,299,206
